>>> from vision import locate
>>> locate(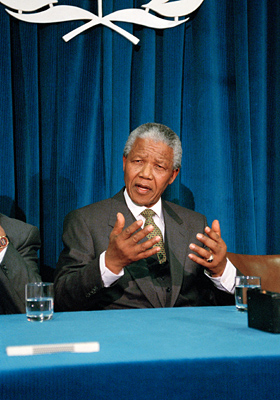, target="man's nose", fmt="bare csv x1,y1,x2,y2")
139,163,153,179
